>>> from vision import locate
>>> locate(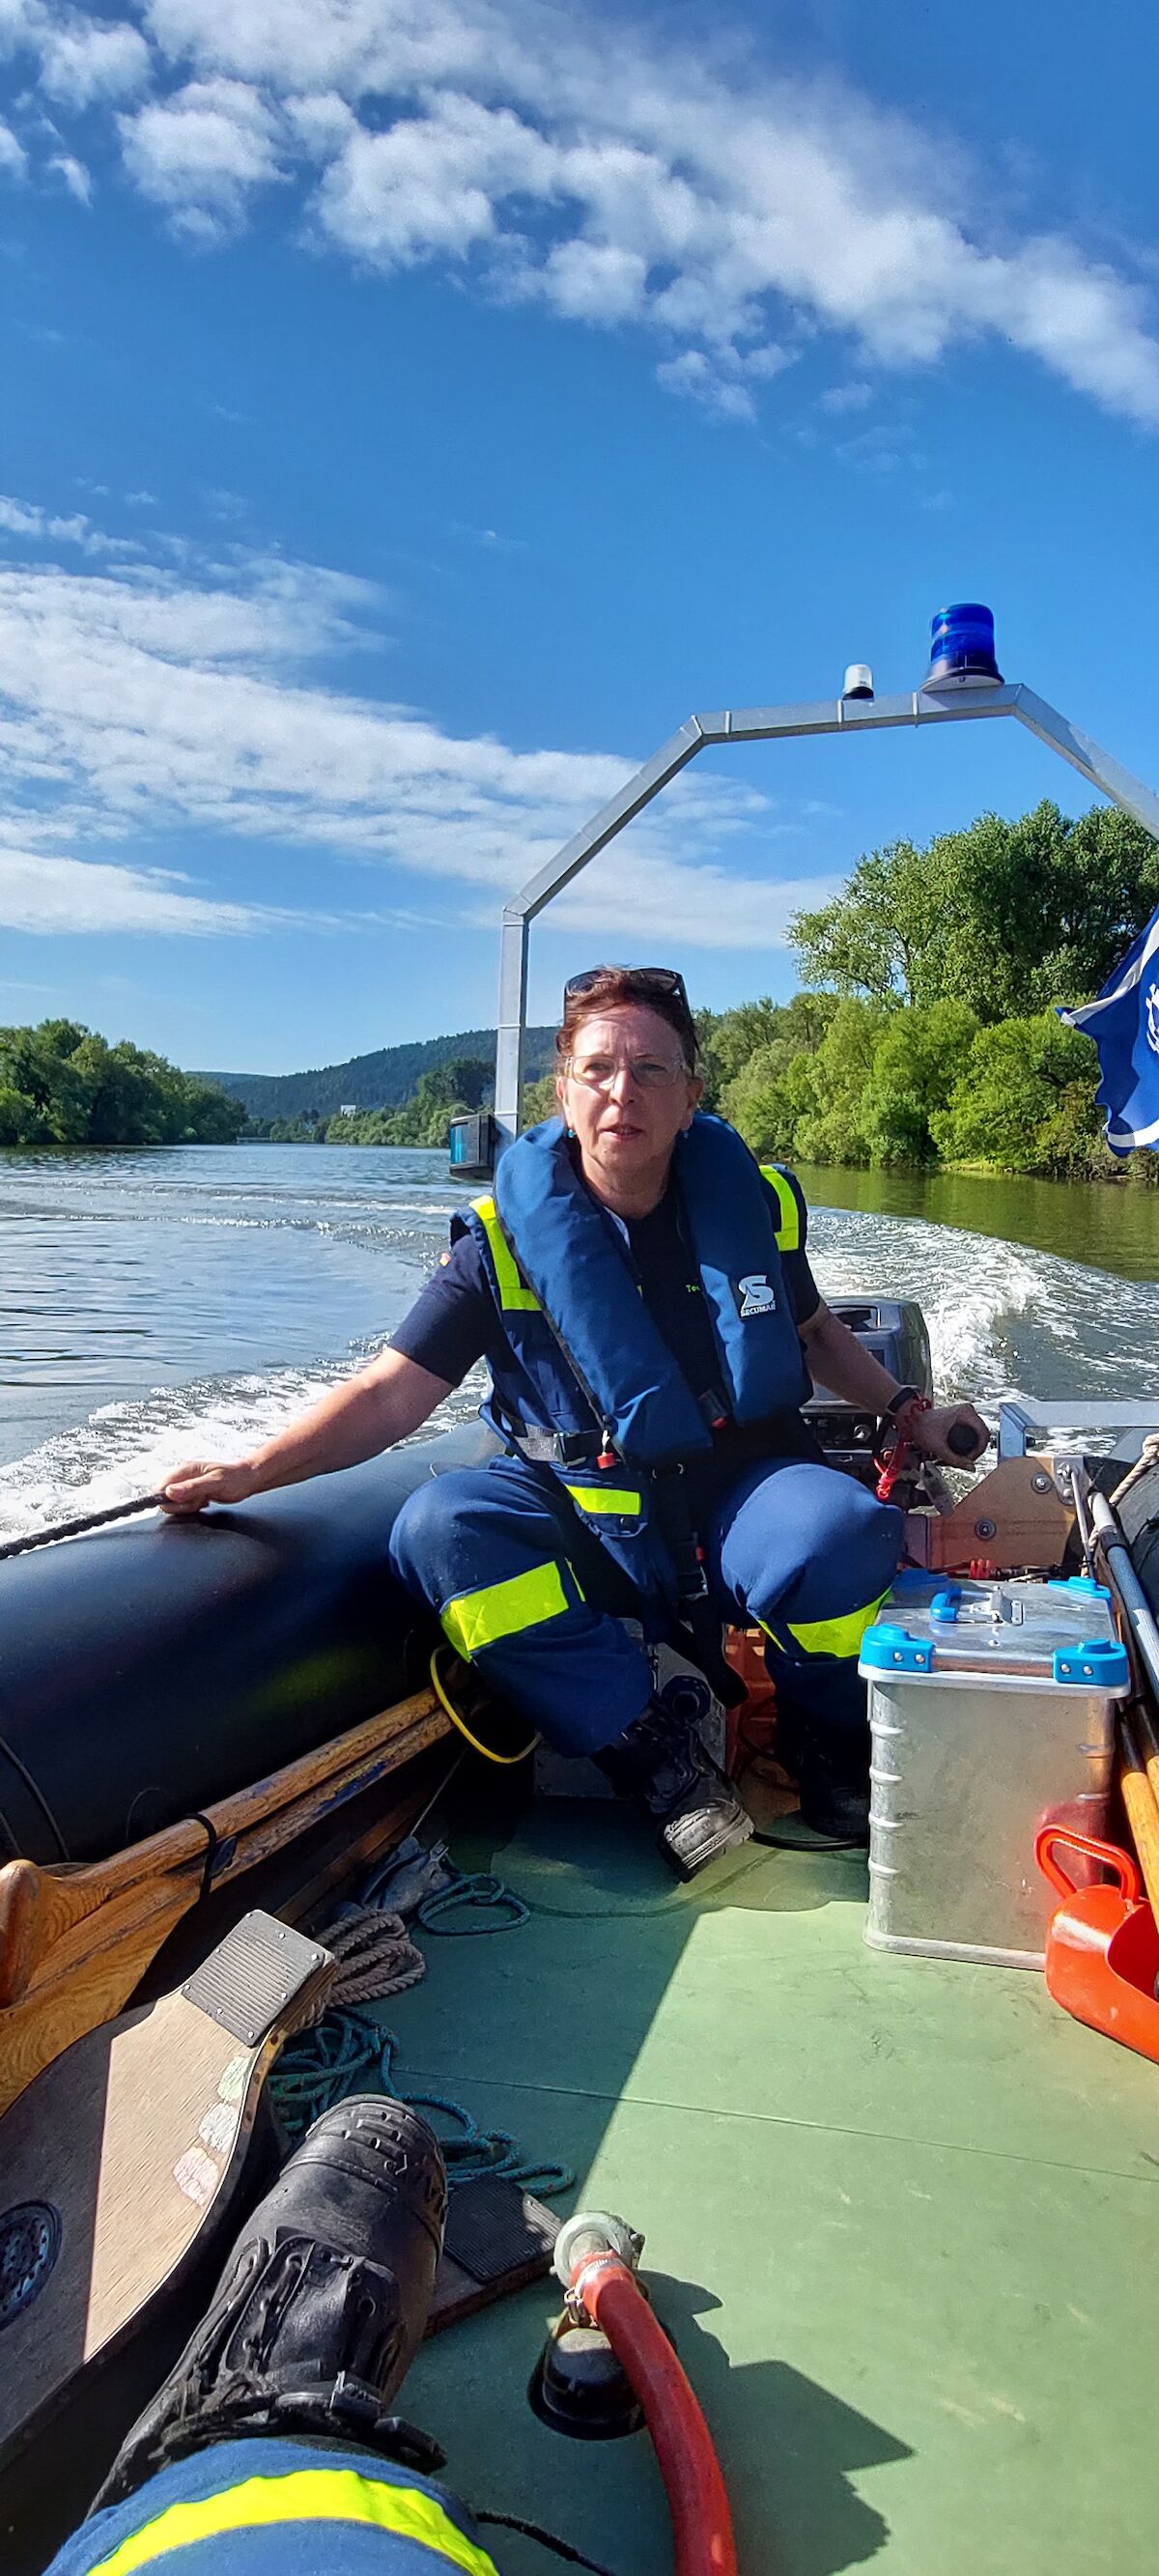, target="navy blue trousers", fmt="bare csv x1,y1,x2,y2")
390,1453,902,1756
45,2437,501,2576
